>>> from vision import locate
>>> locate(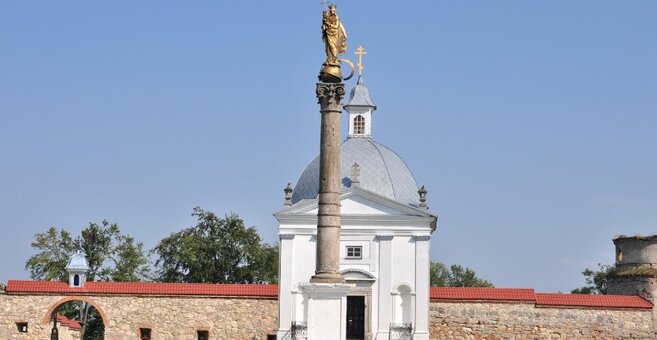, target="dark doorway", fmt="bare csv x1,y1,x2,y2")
346,296,365,340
